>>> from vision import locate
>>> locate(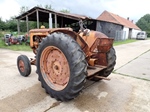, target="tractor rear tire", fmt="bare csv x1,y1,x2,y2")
100,47,116,77
92,47,116,81
17,55,31,77
36,32,87,101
